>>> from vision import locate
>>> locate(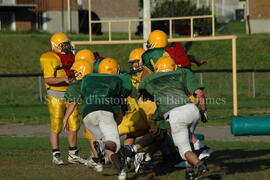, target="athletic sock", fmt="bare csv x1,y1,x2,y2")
52,149,60,157
193,140,205,150
68,146,78,155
